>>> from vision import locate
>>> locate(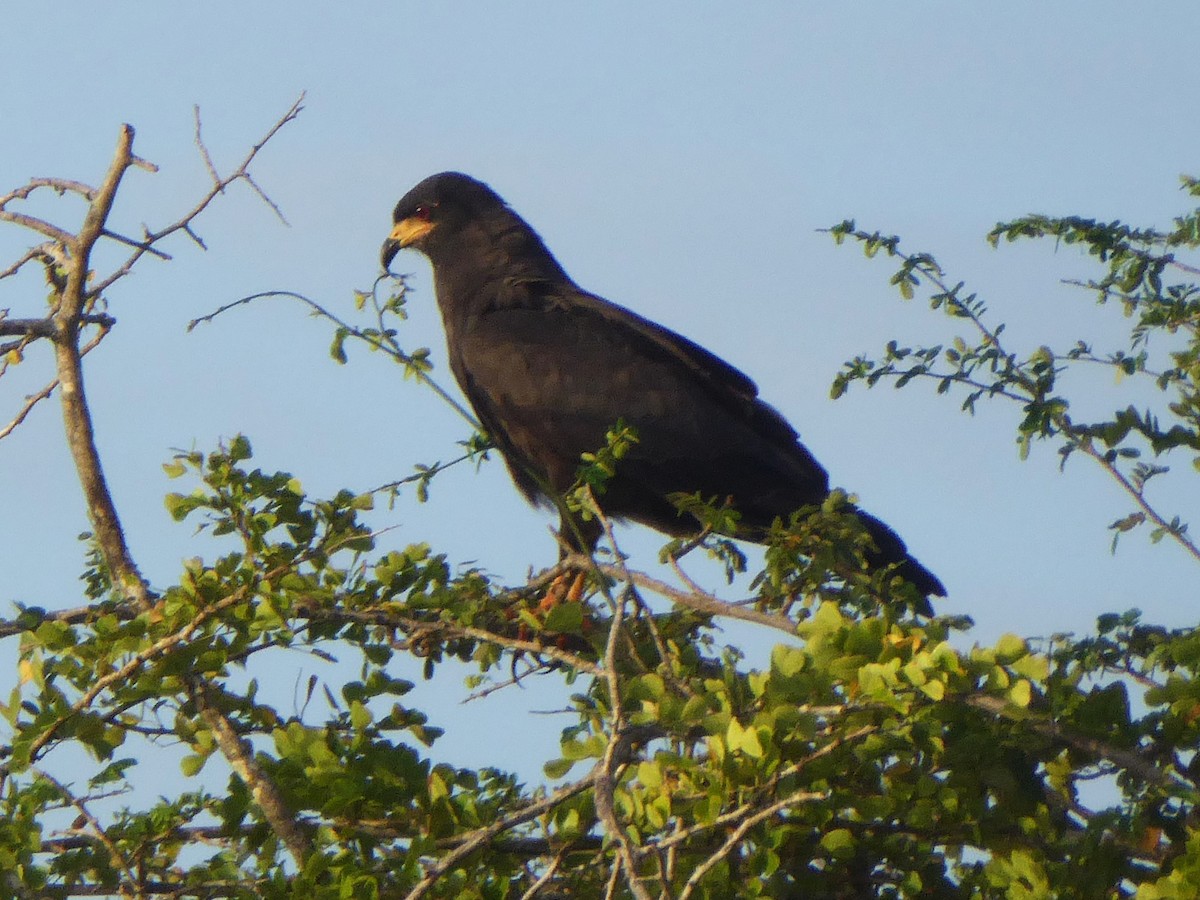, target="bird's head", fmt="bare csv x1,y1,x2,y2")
380,172,509,271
